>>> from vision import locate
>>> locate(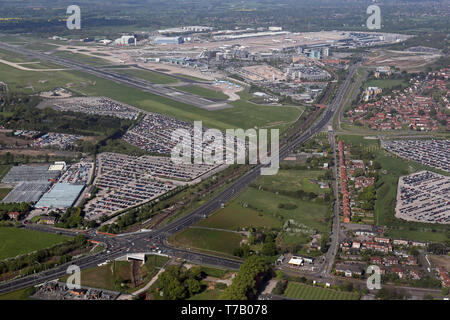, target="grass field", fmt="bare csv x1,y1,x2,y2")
193,168,332,247
117,68,179,84
177,85,229,100
0,227,69,261
0,287,35,300
188,288,223,300
196,202,281,230
24,43,59,52
199,266,230,278
255,169,330,195
284,282,360,300
170,228,243,255
384,229,448,242
0,188,12,201
0,165,12,180
60,261,132,291
363,79,409,90
51,50,111,66
236,188,330,234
